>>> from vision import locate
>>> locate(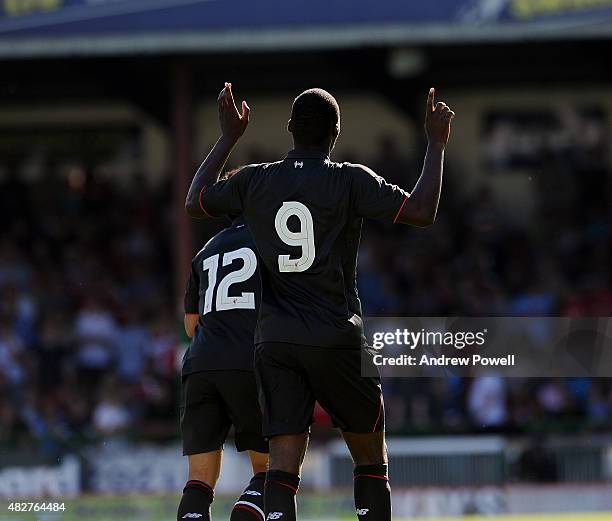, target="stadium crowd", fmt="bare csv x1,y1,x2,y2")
0,118,610,459
0,168,179,459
